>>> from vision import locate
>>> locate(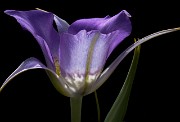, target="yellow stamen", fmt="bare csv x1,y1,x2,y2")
54,57,61,76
